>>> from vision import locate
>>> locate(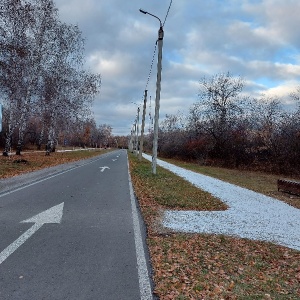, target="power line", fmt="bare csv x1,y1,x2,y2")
138,0,173,135
142,0,172,95
163,0,173,27
144,42,157,91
